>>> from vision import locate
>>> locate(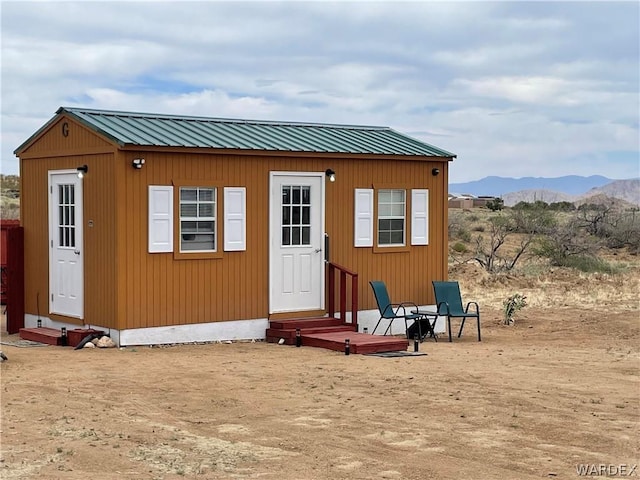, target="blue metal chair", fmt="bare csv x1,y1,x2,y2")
369,280,425,339
432,281,481,342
